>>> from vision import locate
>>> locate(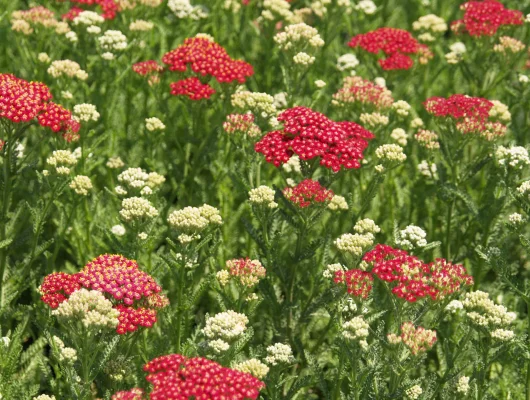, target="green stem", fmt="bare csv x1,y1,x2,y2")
444,200,454,260
0,127,13,306
526,300,530,400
